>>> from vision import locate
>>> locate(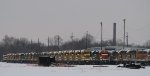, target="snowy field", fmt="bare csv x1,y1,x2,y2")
0,62,150,76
